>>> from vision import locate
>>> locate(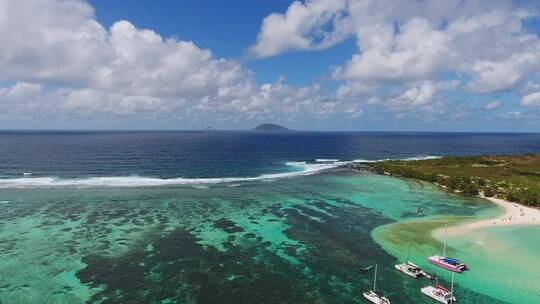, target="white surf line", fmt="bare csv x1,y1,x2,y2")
0,162,341,188
0,155,442,189
351,155,442,163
